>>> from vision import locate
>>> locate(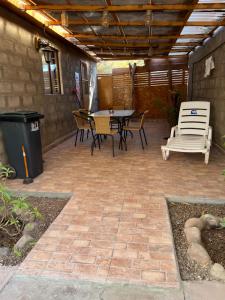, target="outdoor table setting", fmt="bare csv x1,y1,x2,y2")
90,109,135,155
